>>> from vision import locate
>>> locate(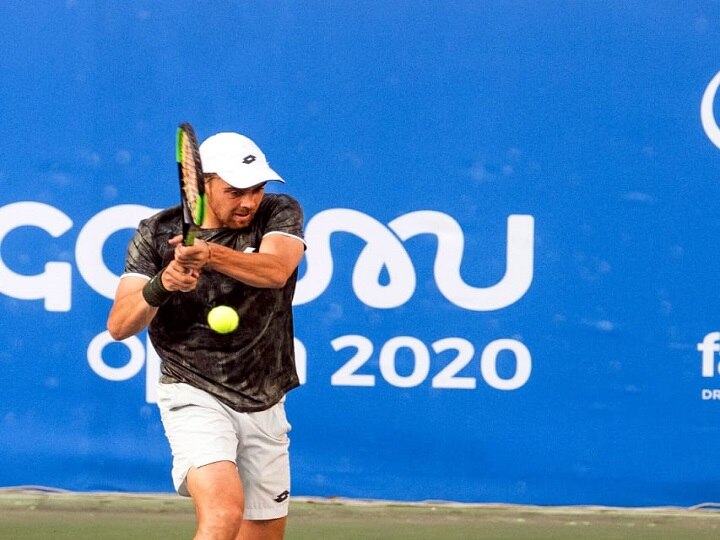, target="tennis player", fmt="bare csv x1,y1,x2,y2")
107,131,306,540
